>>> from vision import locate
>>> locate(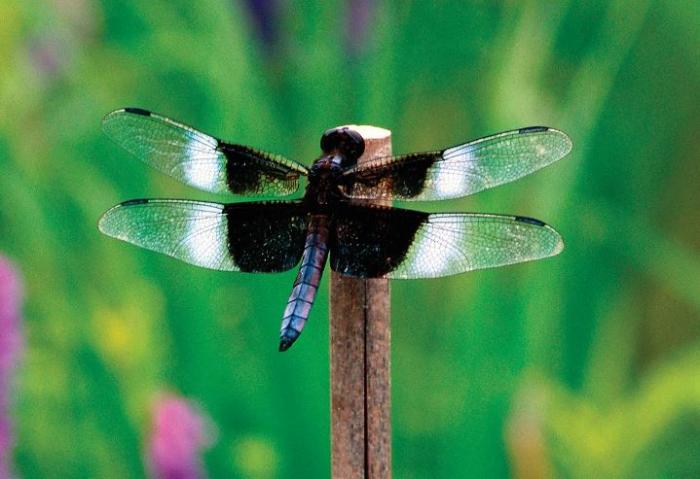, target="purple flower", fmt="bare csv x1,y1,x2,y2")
0,257,23,479
147,394,214,479
240,0,375,55
347,0,375,55
242,0,280,48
